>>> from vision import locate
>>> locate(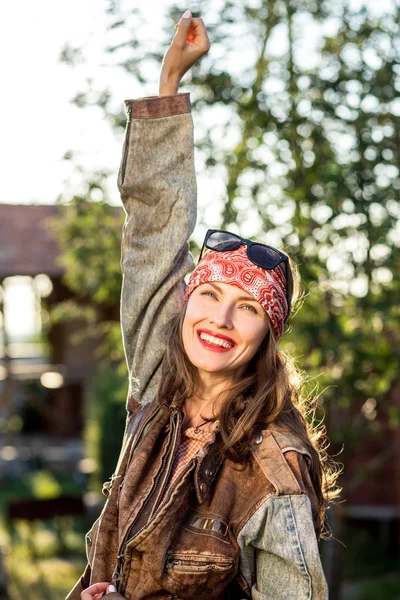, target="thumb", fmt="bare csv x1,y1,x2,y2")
174,9,192,42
